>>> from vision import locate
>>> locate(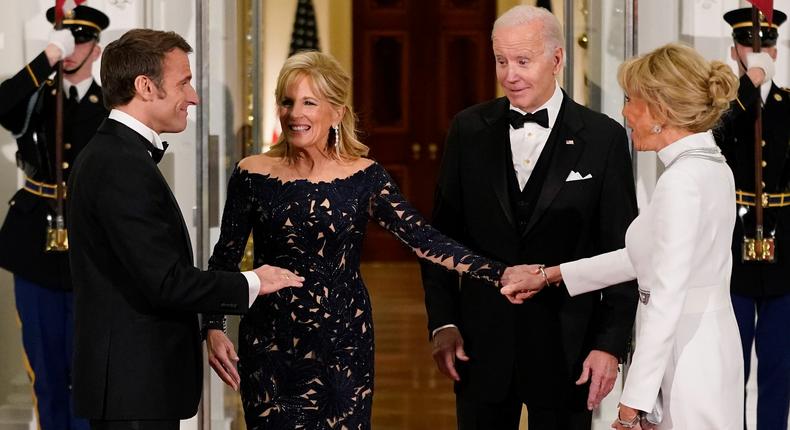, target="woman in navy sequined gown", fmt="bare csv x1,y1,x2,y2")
205,51,510,429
